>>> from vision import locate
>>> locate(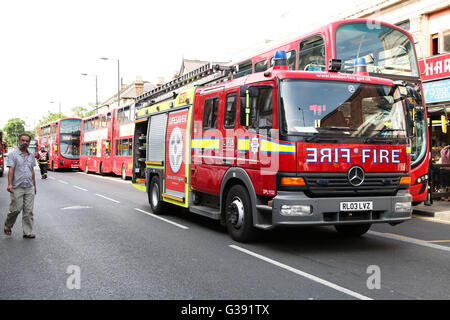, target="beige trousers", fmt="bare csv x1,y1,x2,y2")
5,187,35,235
